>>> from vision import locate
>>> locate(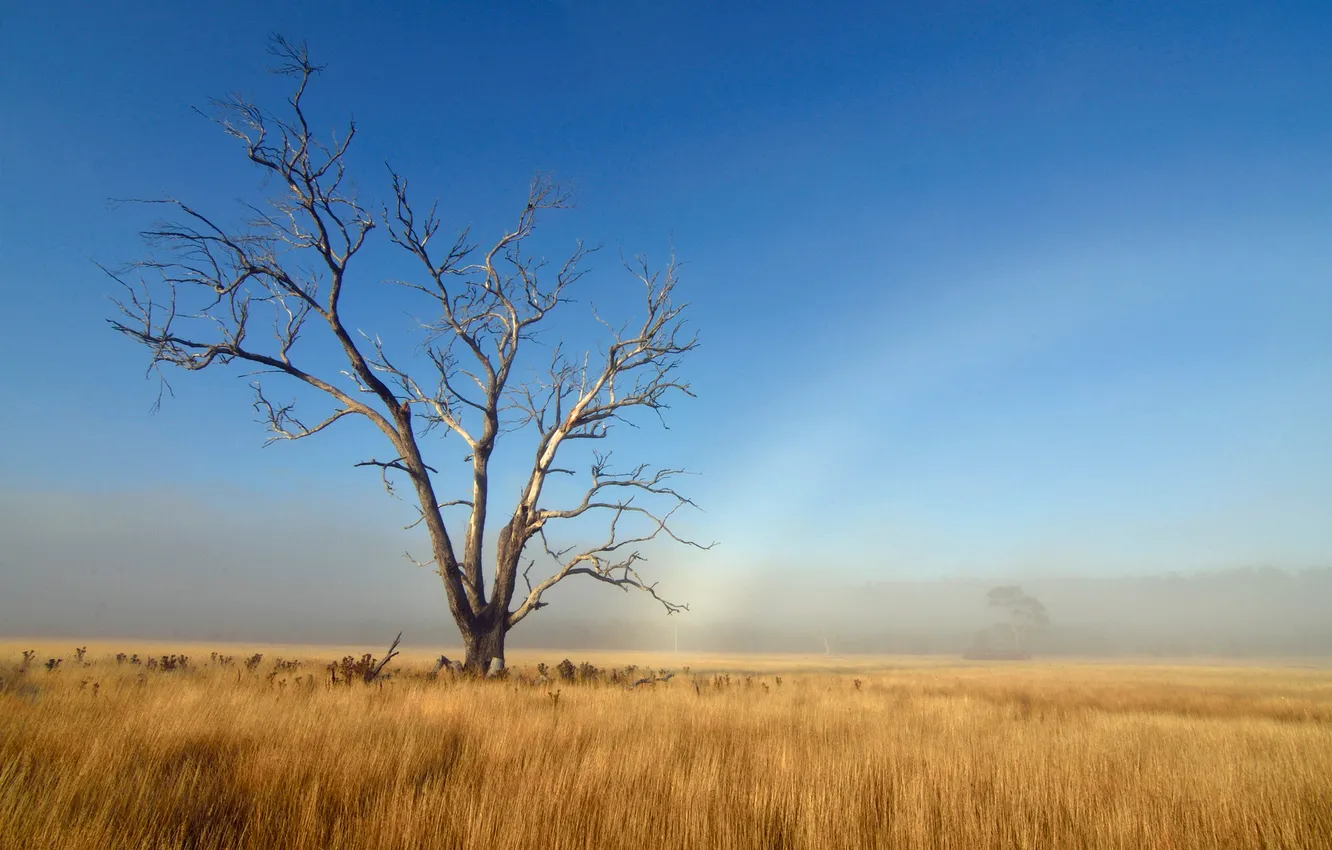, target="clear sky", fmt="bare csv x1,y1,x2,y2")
1,1,1330,637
